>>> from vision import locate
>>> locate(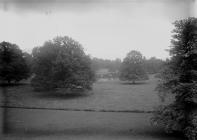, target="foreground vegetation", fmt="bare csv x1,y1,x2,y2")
152,17,197,140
